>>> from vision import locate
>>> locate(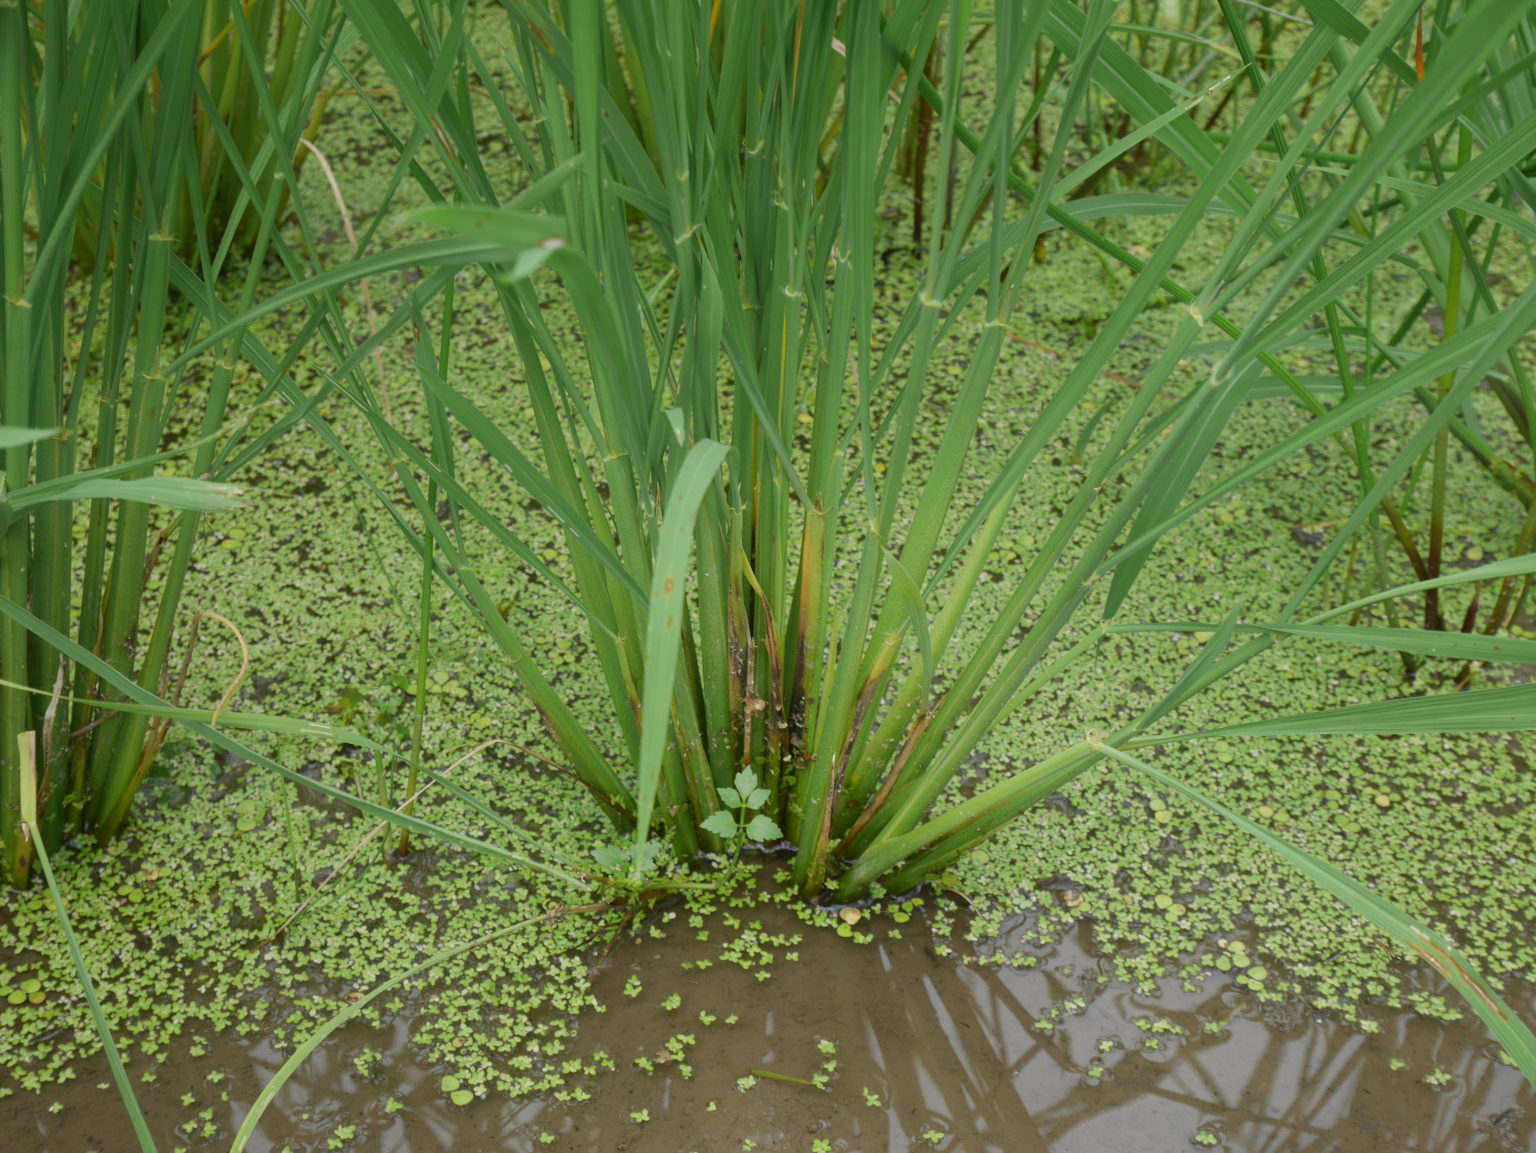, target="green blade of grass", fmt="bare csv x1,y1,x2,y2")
3,476,244,514
630,438,729,877
1305,553,1536,625
1140,682,1536,742
1246,624,1536,664
20,735,157,1153
0,427,58,449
